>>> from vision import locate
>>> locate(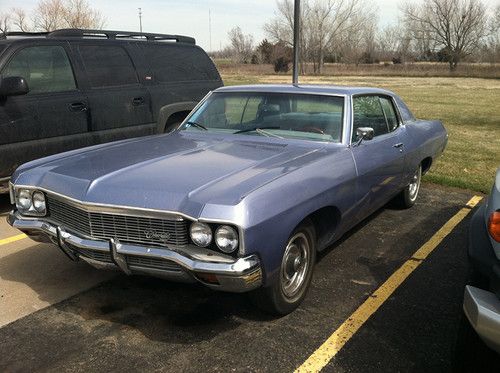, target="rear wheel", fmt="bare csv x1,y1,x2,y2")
395,165,422,208
251,221,316,315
